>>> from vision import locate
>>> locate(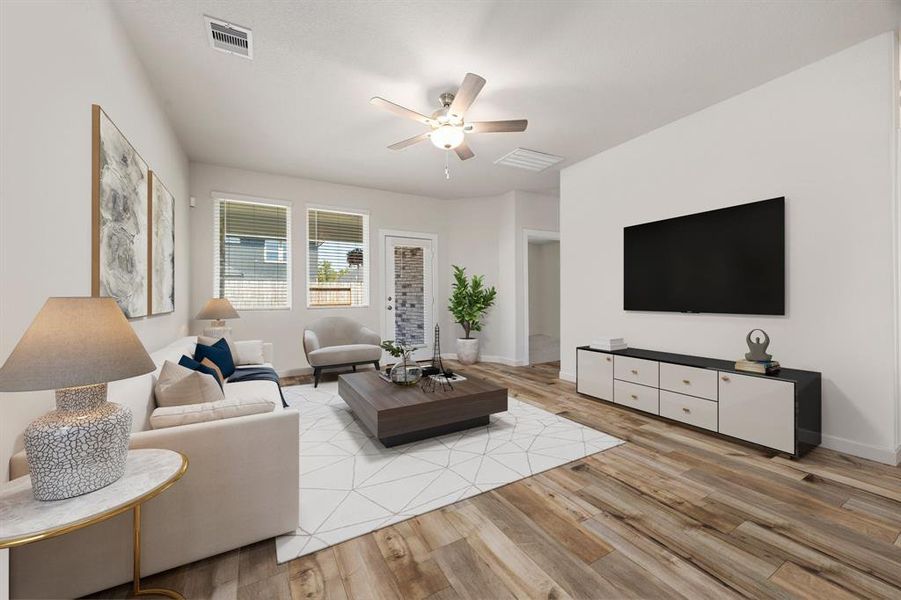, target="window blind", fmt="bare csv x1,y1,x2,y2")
307,207,369,307
214,198,291,310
